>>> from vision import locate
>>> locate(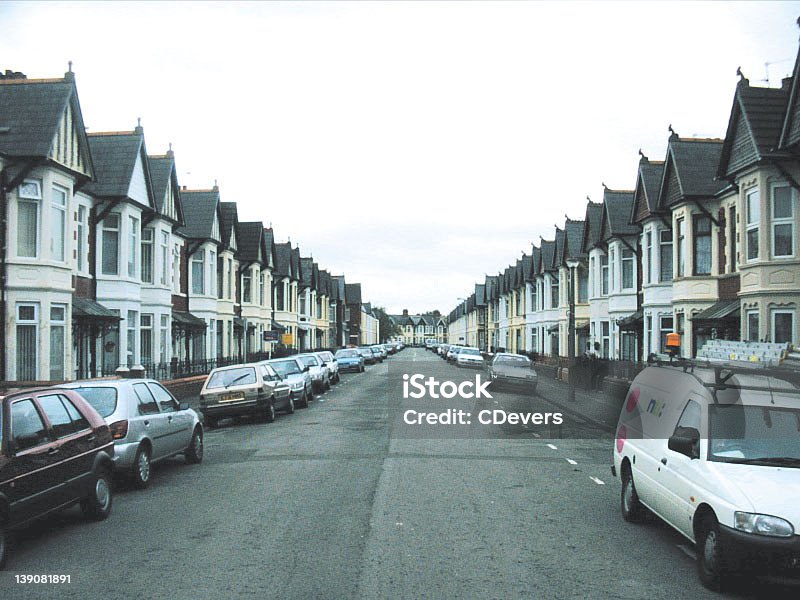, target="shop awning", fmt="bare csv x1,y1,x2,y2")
172,311,207,331
691,300,740,322
617,311,643,331
72,297,121,322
